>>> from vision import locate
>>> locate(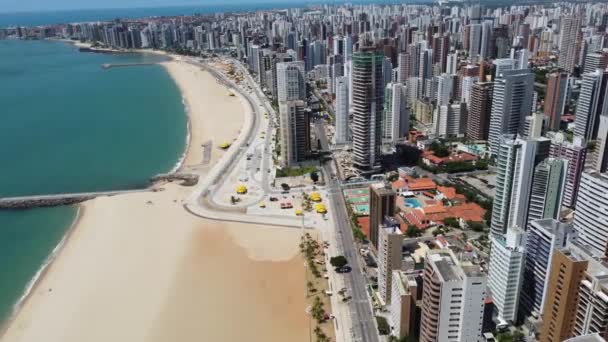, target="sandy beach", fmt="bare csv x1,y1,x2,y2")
1,60,310,342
